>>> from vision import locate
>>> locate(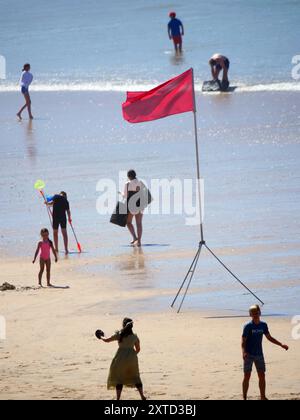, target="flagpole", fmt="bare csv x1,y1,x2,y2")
192,68,205,244
172,68,264,312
